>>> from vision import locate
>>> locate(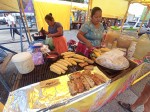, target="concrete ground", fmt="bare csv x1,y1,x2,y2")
0,24,150,112
0,24,79,53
